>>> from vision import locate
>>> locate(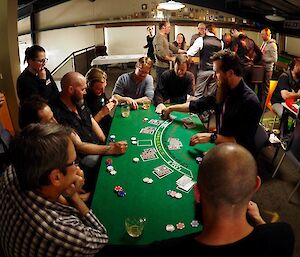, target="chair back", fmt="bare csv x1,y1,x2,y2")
254,123,269,155
287,121,300,161
265,80,278,111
